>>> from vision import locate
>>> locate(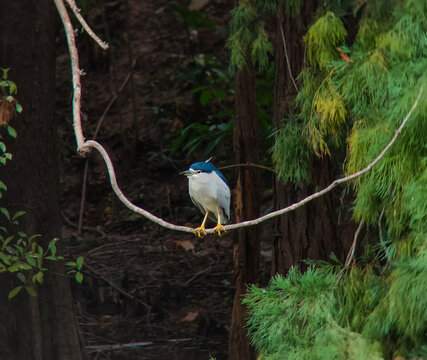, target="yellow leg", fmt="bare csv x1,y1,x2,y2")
213,211,226,237
194,211,209,238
